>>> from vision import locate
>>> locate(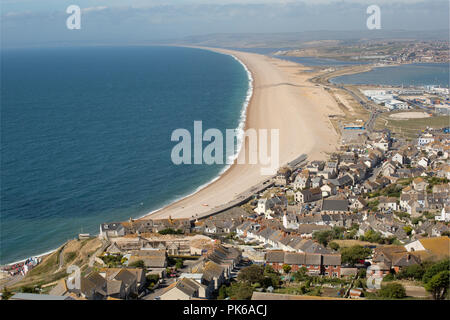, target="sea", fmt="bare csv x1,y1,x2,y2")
330,63,450,87
0,46,251,264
